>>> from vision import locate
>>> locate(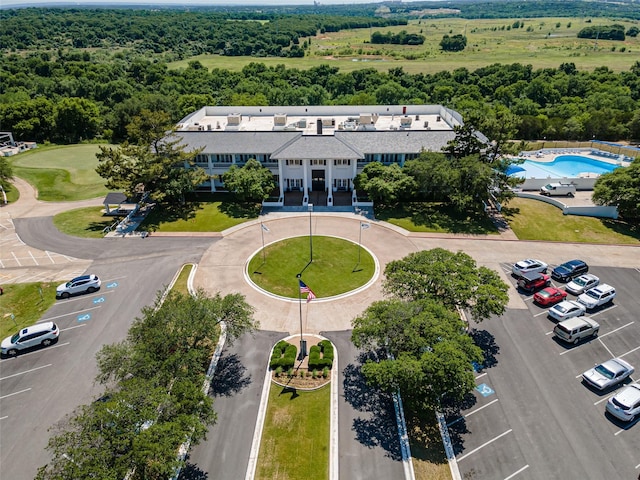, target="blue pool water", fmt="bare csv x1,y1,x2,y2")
507,155,621,179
